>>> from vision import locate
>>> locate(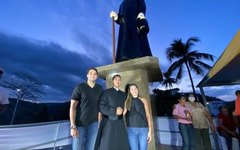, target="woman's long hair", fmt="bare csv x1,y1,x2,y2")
125,83,139,111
